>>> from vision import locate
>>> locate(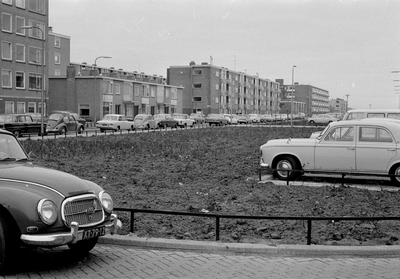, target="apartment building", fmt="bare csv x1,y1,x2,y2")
48,27,70,77
1,0,48,114
329,98,347,113
167,61,281,115
48,63,184,122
